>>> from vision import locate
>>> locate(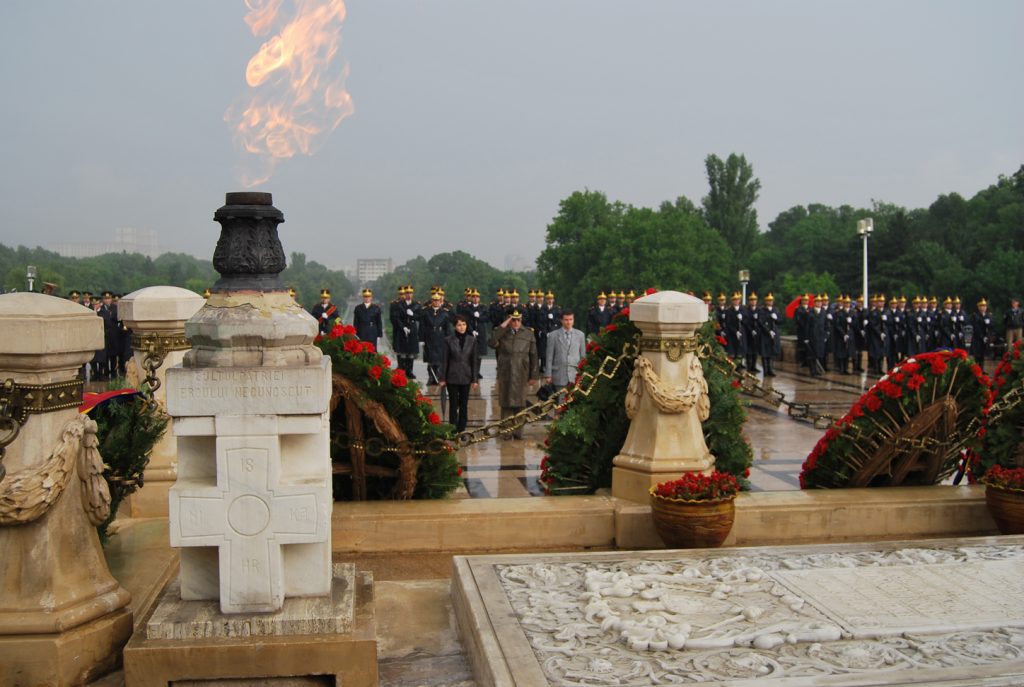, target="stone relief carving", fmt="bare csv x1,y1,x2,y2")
495,544,1024,684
